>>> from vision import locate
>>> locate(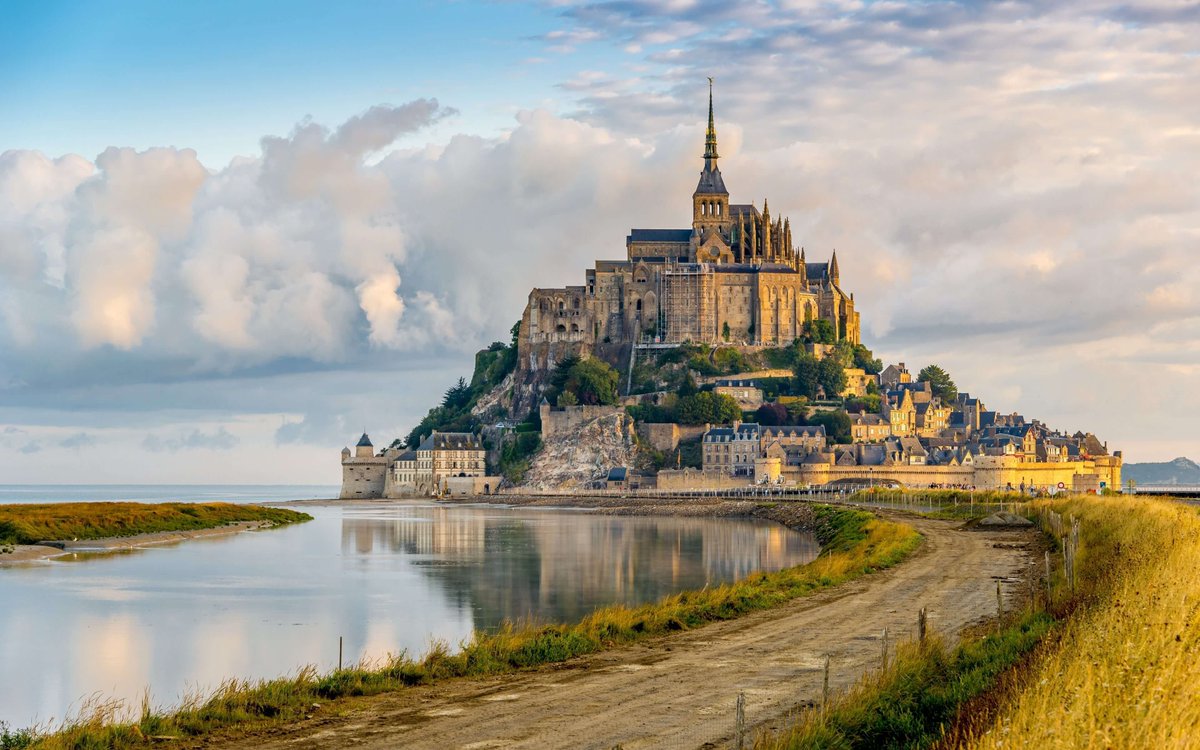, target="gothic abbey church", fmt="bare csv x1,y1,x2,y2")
513,84,860,410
